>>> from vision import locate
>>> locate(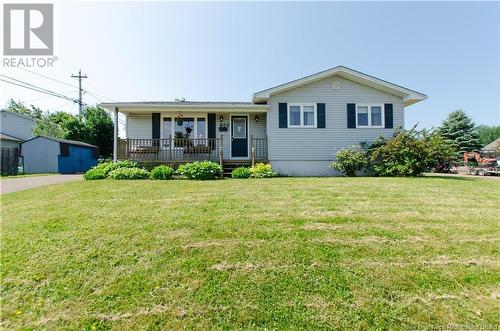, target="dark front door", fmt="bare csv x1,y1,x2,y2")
231,116,248,158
